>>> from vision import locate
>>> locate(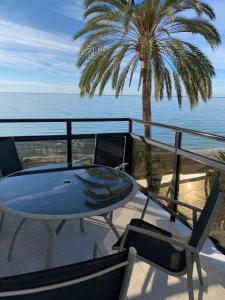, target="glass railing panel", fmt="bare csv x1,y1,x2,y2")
213,172,225,251
16,140,67,168
132,139,174,195
72,138,95,163
178,157,225,251
178,158,213,219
